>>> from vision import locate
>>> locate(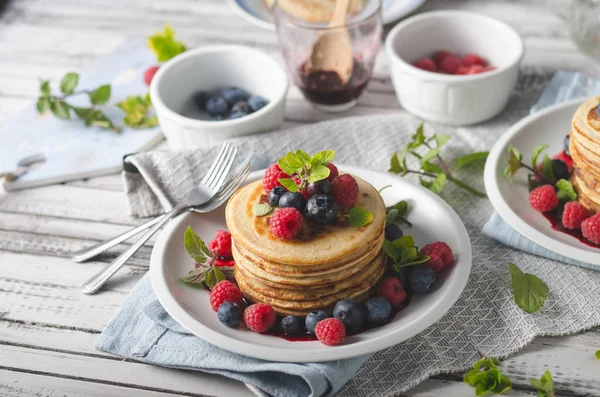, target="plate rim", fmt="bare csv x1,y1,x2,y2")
484,96,600,264
150,164,472,362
